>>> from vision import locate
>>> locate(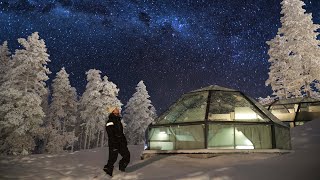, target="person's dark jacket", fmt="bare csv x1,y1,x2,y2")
106,113,127,149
